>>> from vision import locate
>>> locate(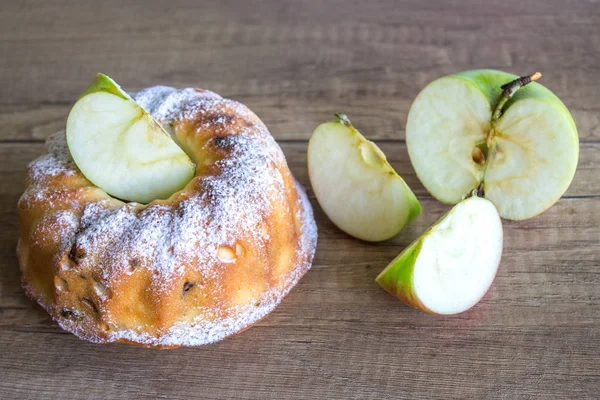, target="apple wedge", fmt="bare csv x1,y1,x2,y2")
66,73,195,203
376,195,503,314
406,69,579,220
308,114,421,242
